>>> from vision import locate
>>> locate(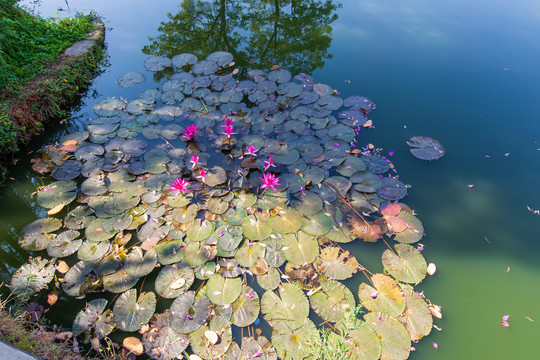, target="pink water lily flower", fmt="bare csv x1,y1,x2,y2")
501,315,510,327
260,173,280,192
222,115,233,127
252,353,262,358
245,144,258,157
197,168,208,182
170,178,189,195
222,124,237,138
190,155,202,168
183,124,200,141
264,157,276,172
